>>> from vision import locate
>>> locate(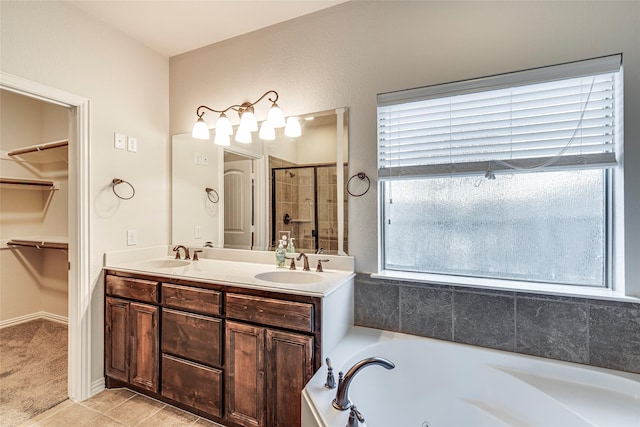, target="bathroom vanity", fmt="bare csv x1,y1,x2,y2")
103,247,354,427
